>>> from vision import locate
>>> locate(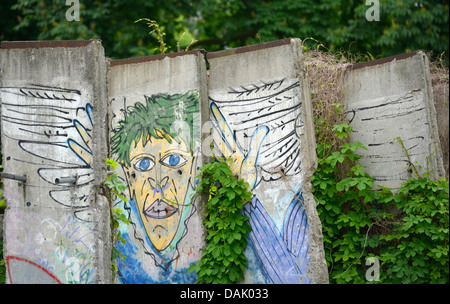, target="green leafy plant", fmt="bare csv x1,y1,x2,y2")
313,120,449,284
188,157,253,284
135,17,198,55
104,158,130,282
376,177,449,284
313,122,380,283
135,18,169,54
0,165,5,210
176,32,198,52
